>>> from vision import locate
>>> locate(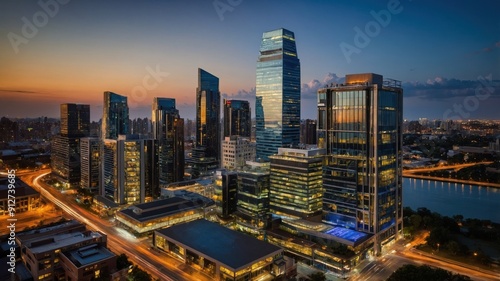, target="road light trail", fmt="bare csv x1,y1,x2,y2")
32,172,180,281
